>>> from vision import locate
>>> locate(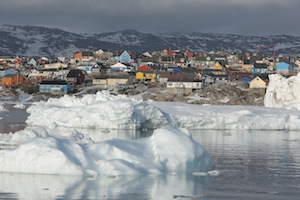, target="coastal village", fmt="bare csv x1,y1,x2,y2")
0,48,298,104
